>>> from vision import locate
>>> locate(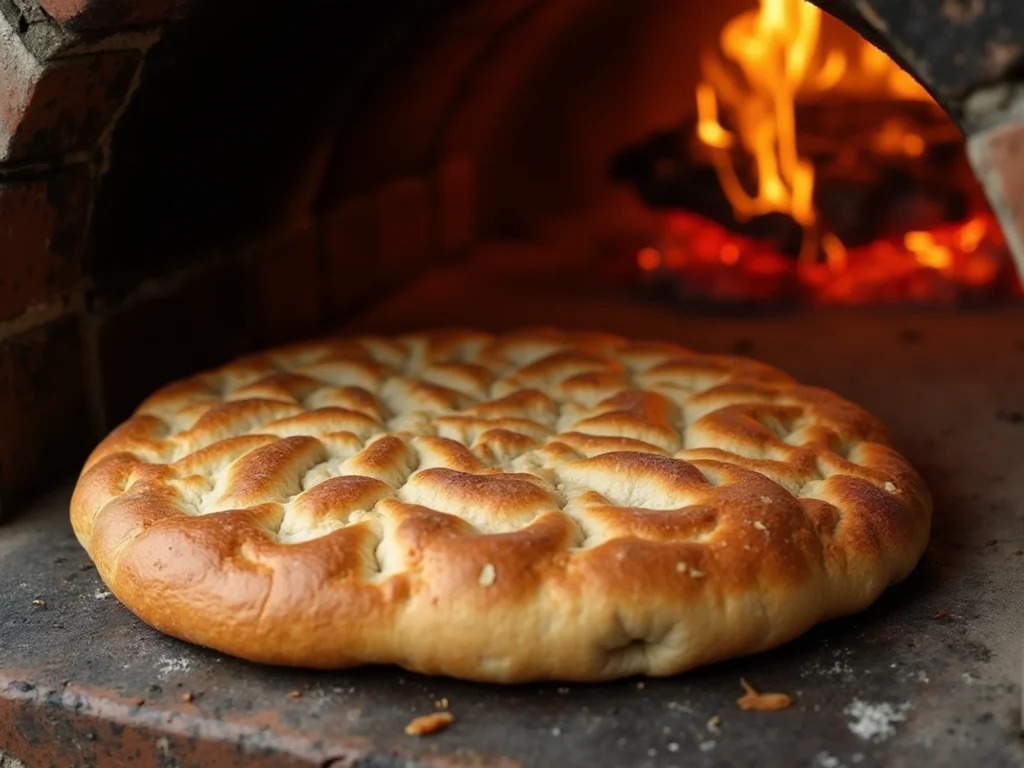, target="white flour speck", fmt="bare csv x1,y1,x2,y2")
94,590,112,600
700,740,717,752
156,655,192,679
961,672,976,686
801,654,855,682
844,700,913,742
666,701,695,714
815,752,843,768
